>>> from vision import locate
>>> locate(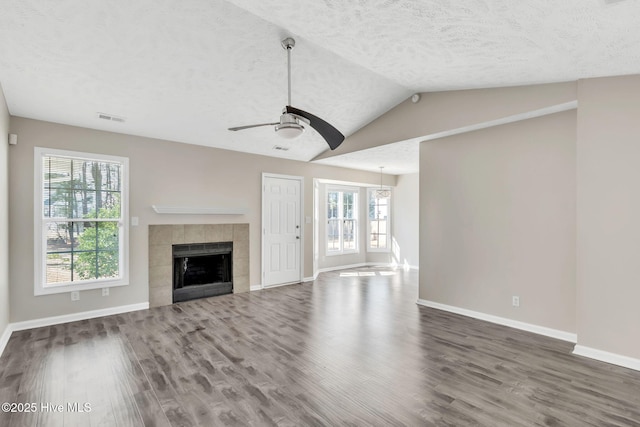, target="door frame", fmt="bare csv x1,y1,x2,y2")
261,172,305,288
